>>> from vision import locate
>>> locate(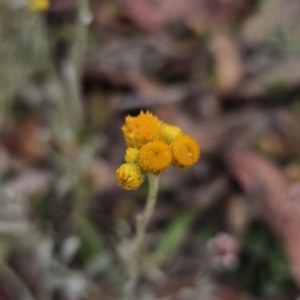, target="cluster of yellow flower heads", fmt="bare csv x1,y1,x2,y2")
116,111,200,190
